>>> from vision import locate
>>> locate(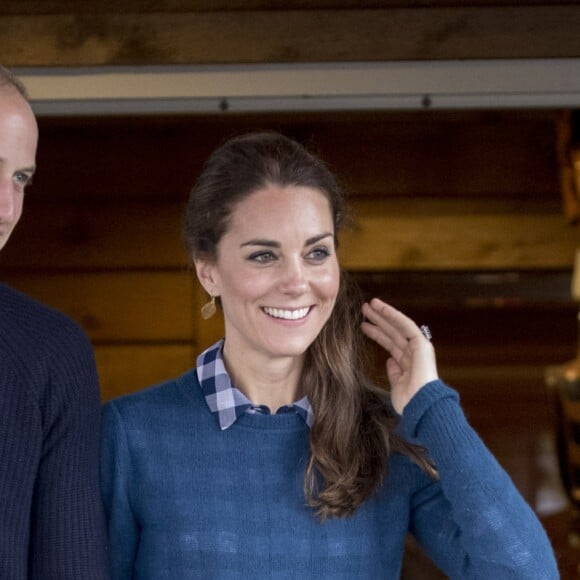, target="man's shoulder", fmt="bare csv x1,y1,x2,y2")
0,284,99,406
0,283,92,361
1,283,87,335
